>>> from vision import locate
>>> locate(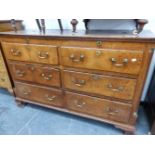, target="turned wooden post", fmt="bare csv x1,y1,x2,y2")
71,19,78,32
133,19,148,34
